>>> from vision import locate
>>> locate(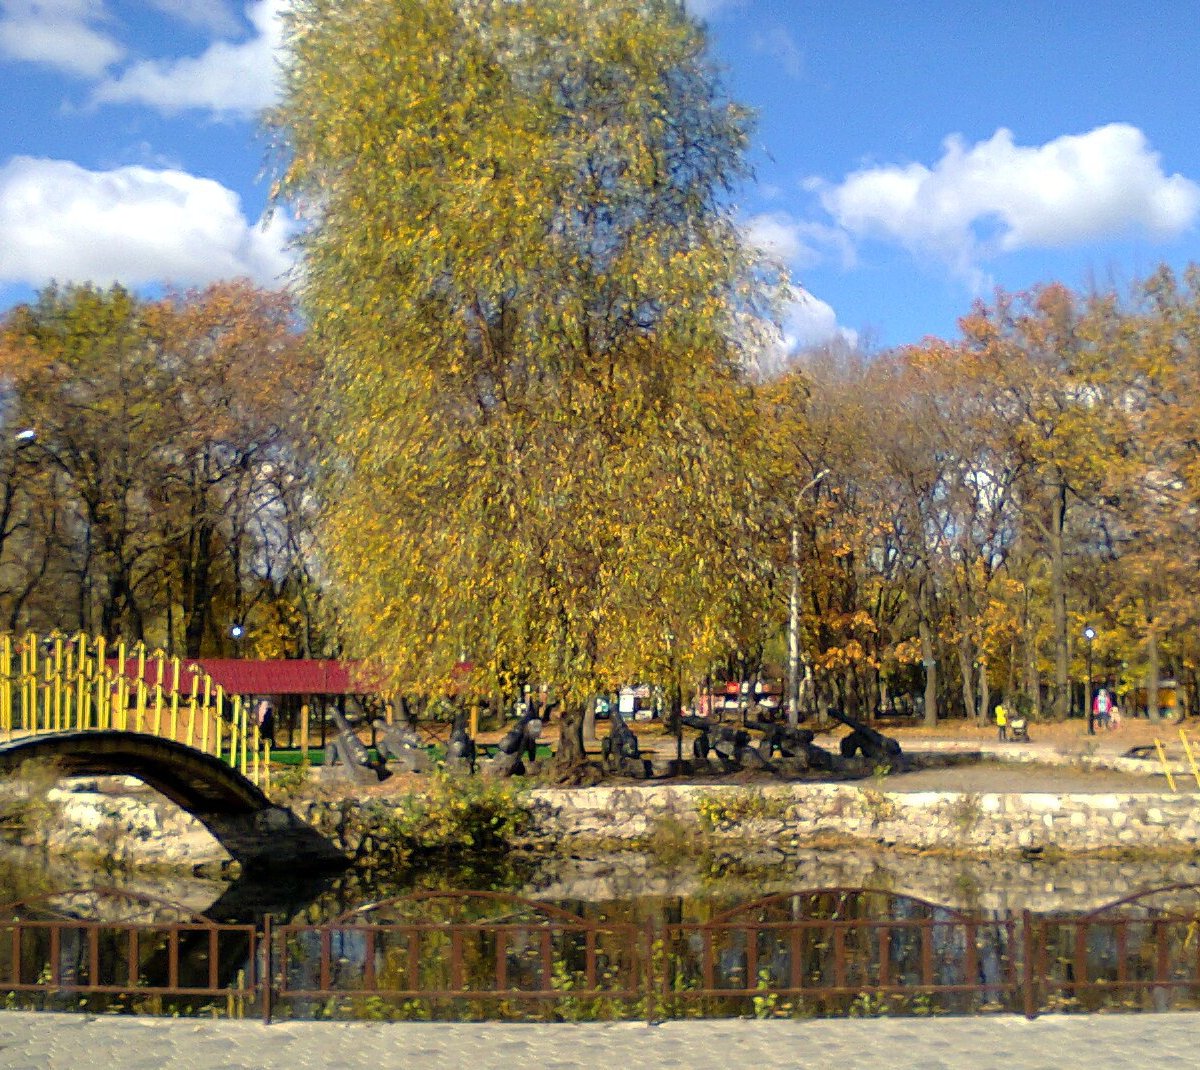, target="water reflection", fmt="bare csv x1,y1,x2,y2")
5,847,1200,1020
6,843,1200,927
